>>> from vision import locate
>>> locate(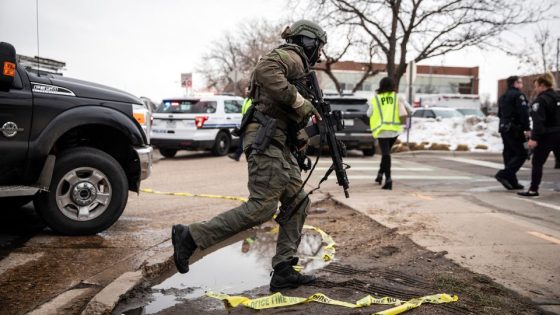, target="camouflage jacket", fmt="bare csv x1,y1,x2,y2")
250,44,311,127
